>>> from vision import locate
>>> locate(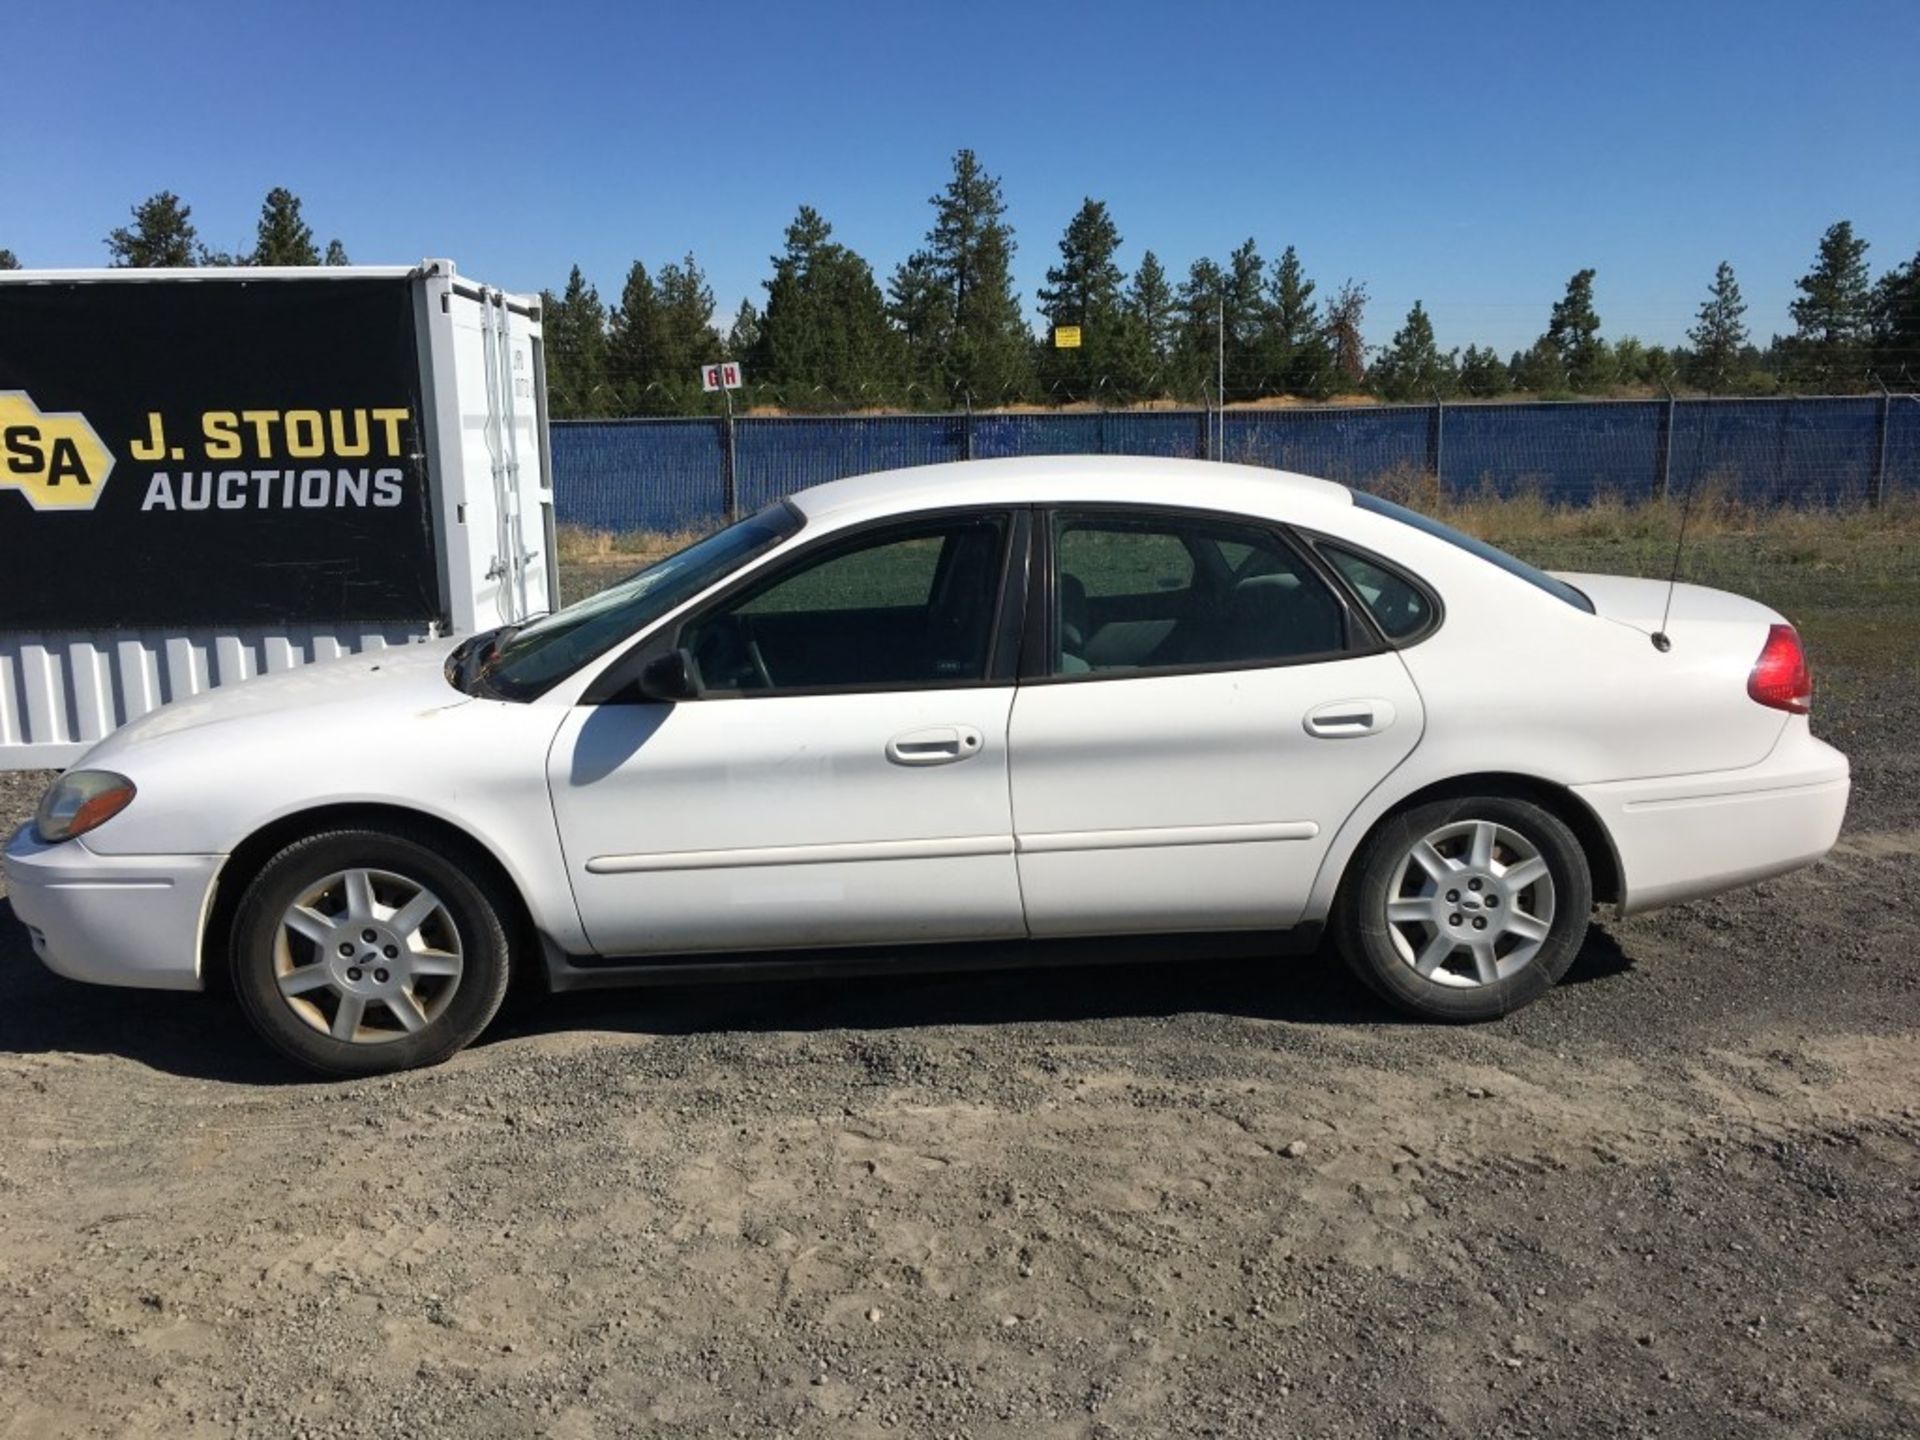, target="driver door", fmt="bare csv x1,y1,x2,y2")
547,509,1028,956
